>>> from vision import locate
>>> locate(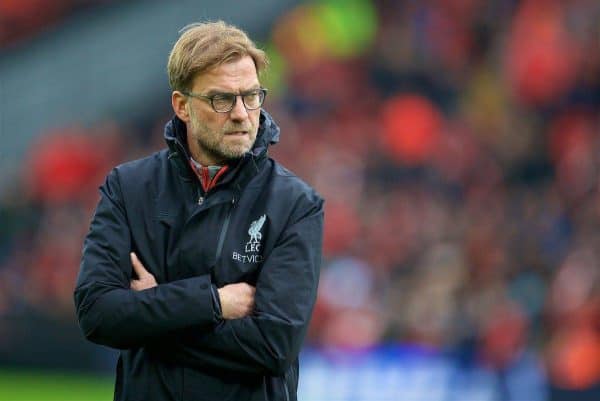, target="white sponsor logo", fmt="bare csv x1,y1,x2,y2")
232,252,263,263
232,214,266,264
